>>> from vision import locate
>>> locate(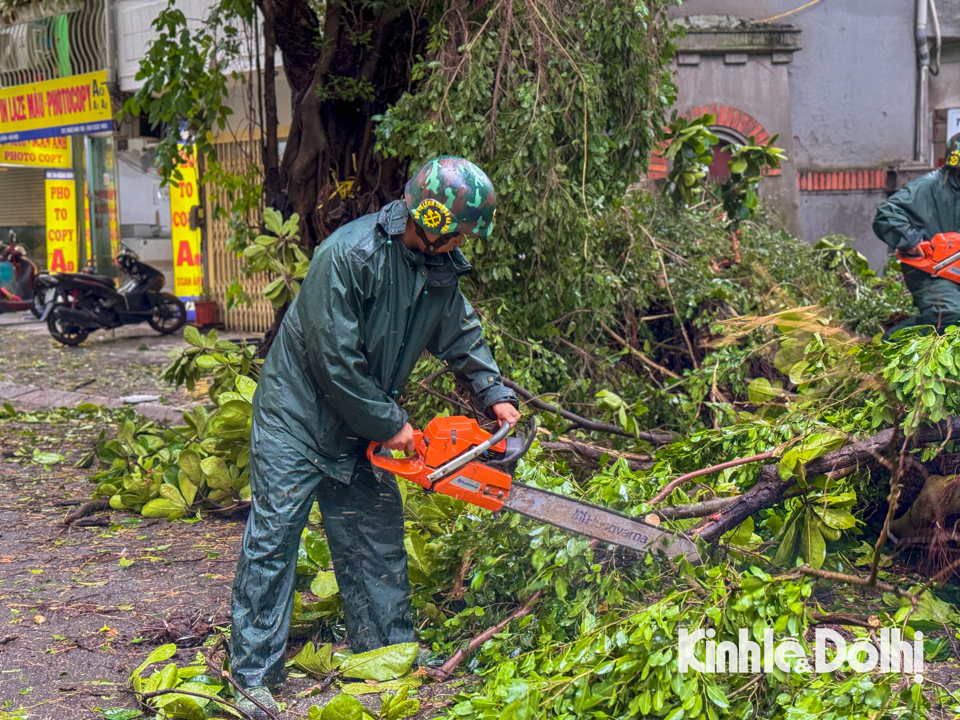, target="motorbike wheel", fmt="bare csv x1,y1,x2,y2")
30,292,44,319
47,306,90,346
149,294,187,335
